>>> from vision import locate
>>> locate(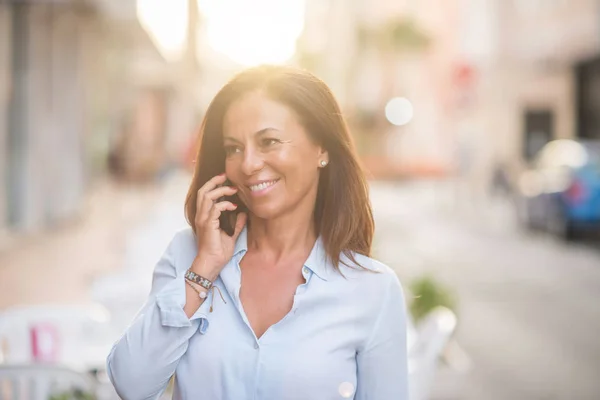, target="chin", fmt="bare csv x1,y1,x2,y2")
246,203,285,220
